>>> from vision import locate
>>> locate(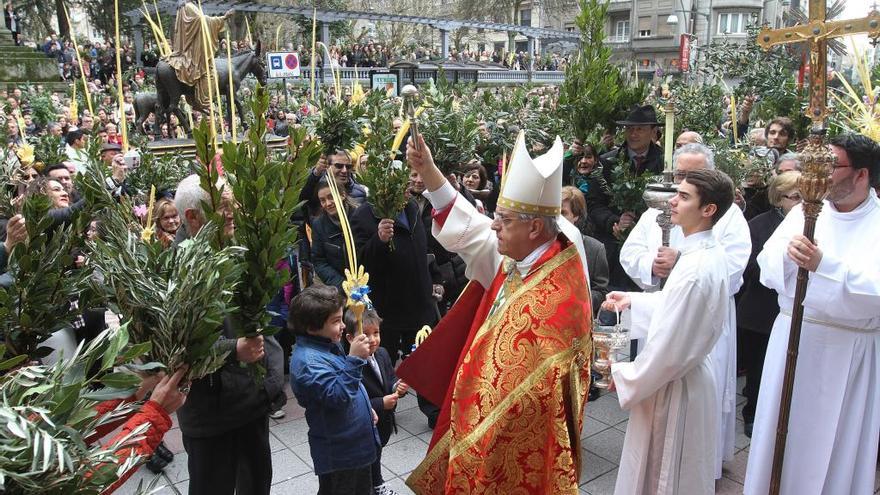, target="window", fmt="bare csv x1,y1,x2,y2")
519,8,532,27
717,12,750,34
613,20,630,41
638,16,652,38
